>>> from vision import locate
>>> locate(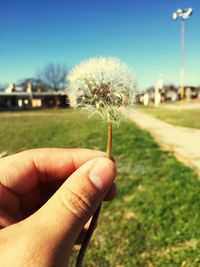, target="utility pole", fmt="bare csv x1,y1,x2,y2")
172,8,193,100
